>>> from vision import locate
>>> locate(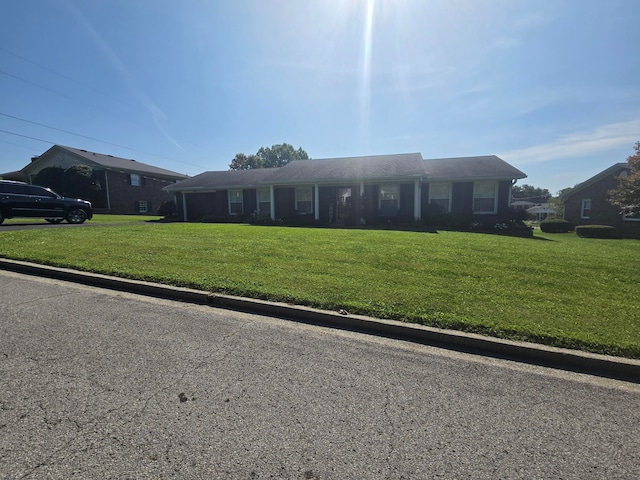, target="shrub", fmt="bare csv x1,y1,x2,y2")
157,201,177,218
540,219,570,233
575,225,617,239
